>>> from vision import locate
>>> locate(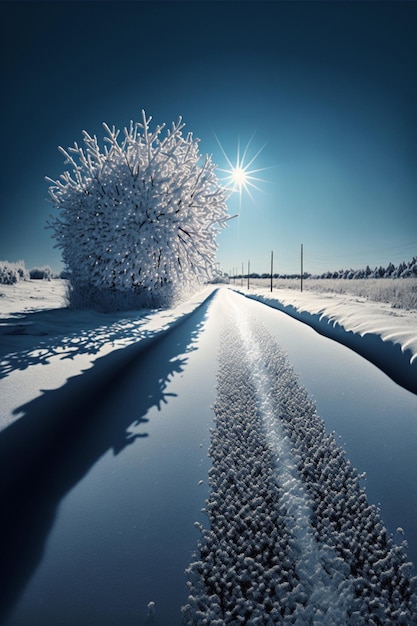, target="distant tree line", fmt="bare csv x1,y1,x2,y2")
311,256,417,280
2,256,416,288
229,257,417,280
